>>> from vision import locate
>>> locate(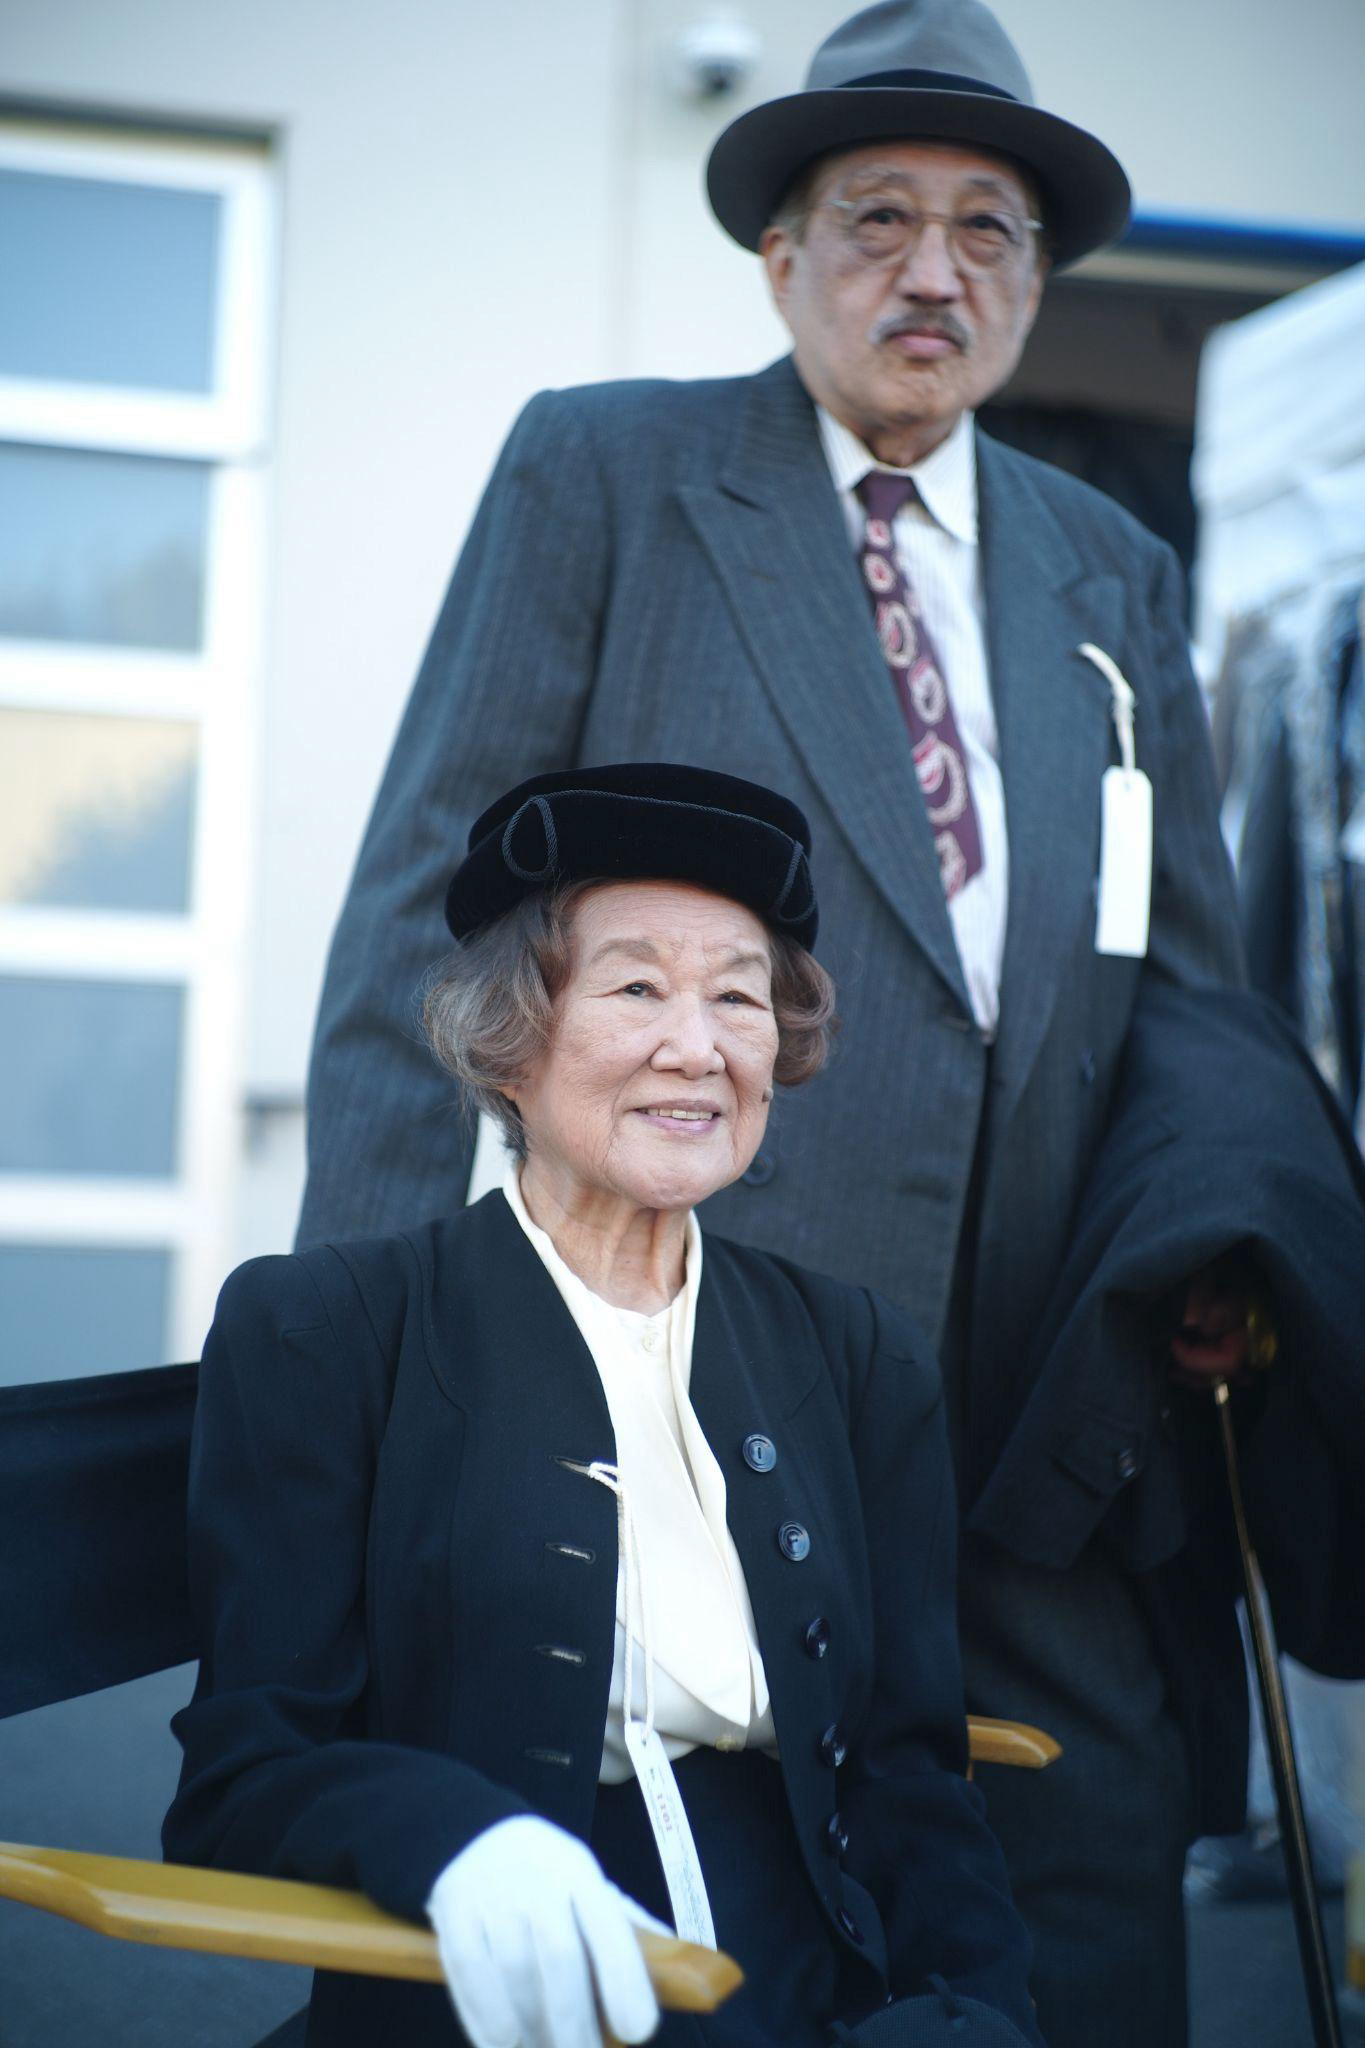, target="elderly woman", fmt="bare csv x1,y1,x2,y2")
165,764,1042,2048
